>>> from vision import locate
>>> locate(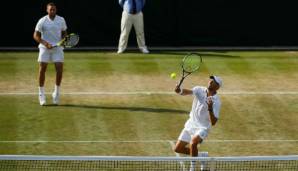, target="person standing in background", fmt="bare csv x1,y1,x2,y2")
118,0,149,54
